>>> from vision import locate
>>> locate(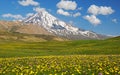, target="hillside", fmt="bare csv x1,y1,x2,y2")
0,20,52,35
107,36,120,40
0,21,66,41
